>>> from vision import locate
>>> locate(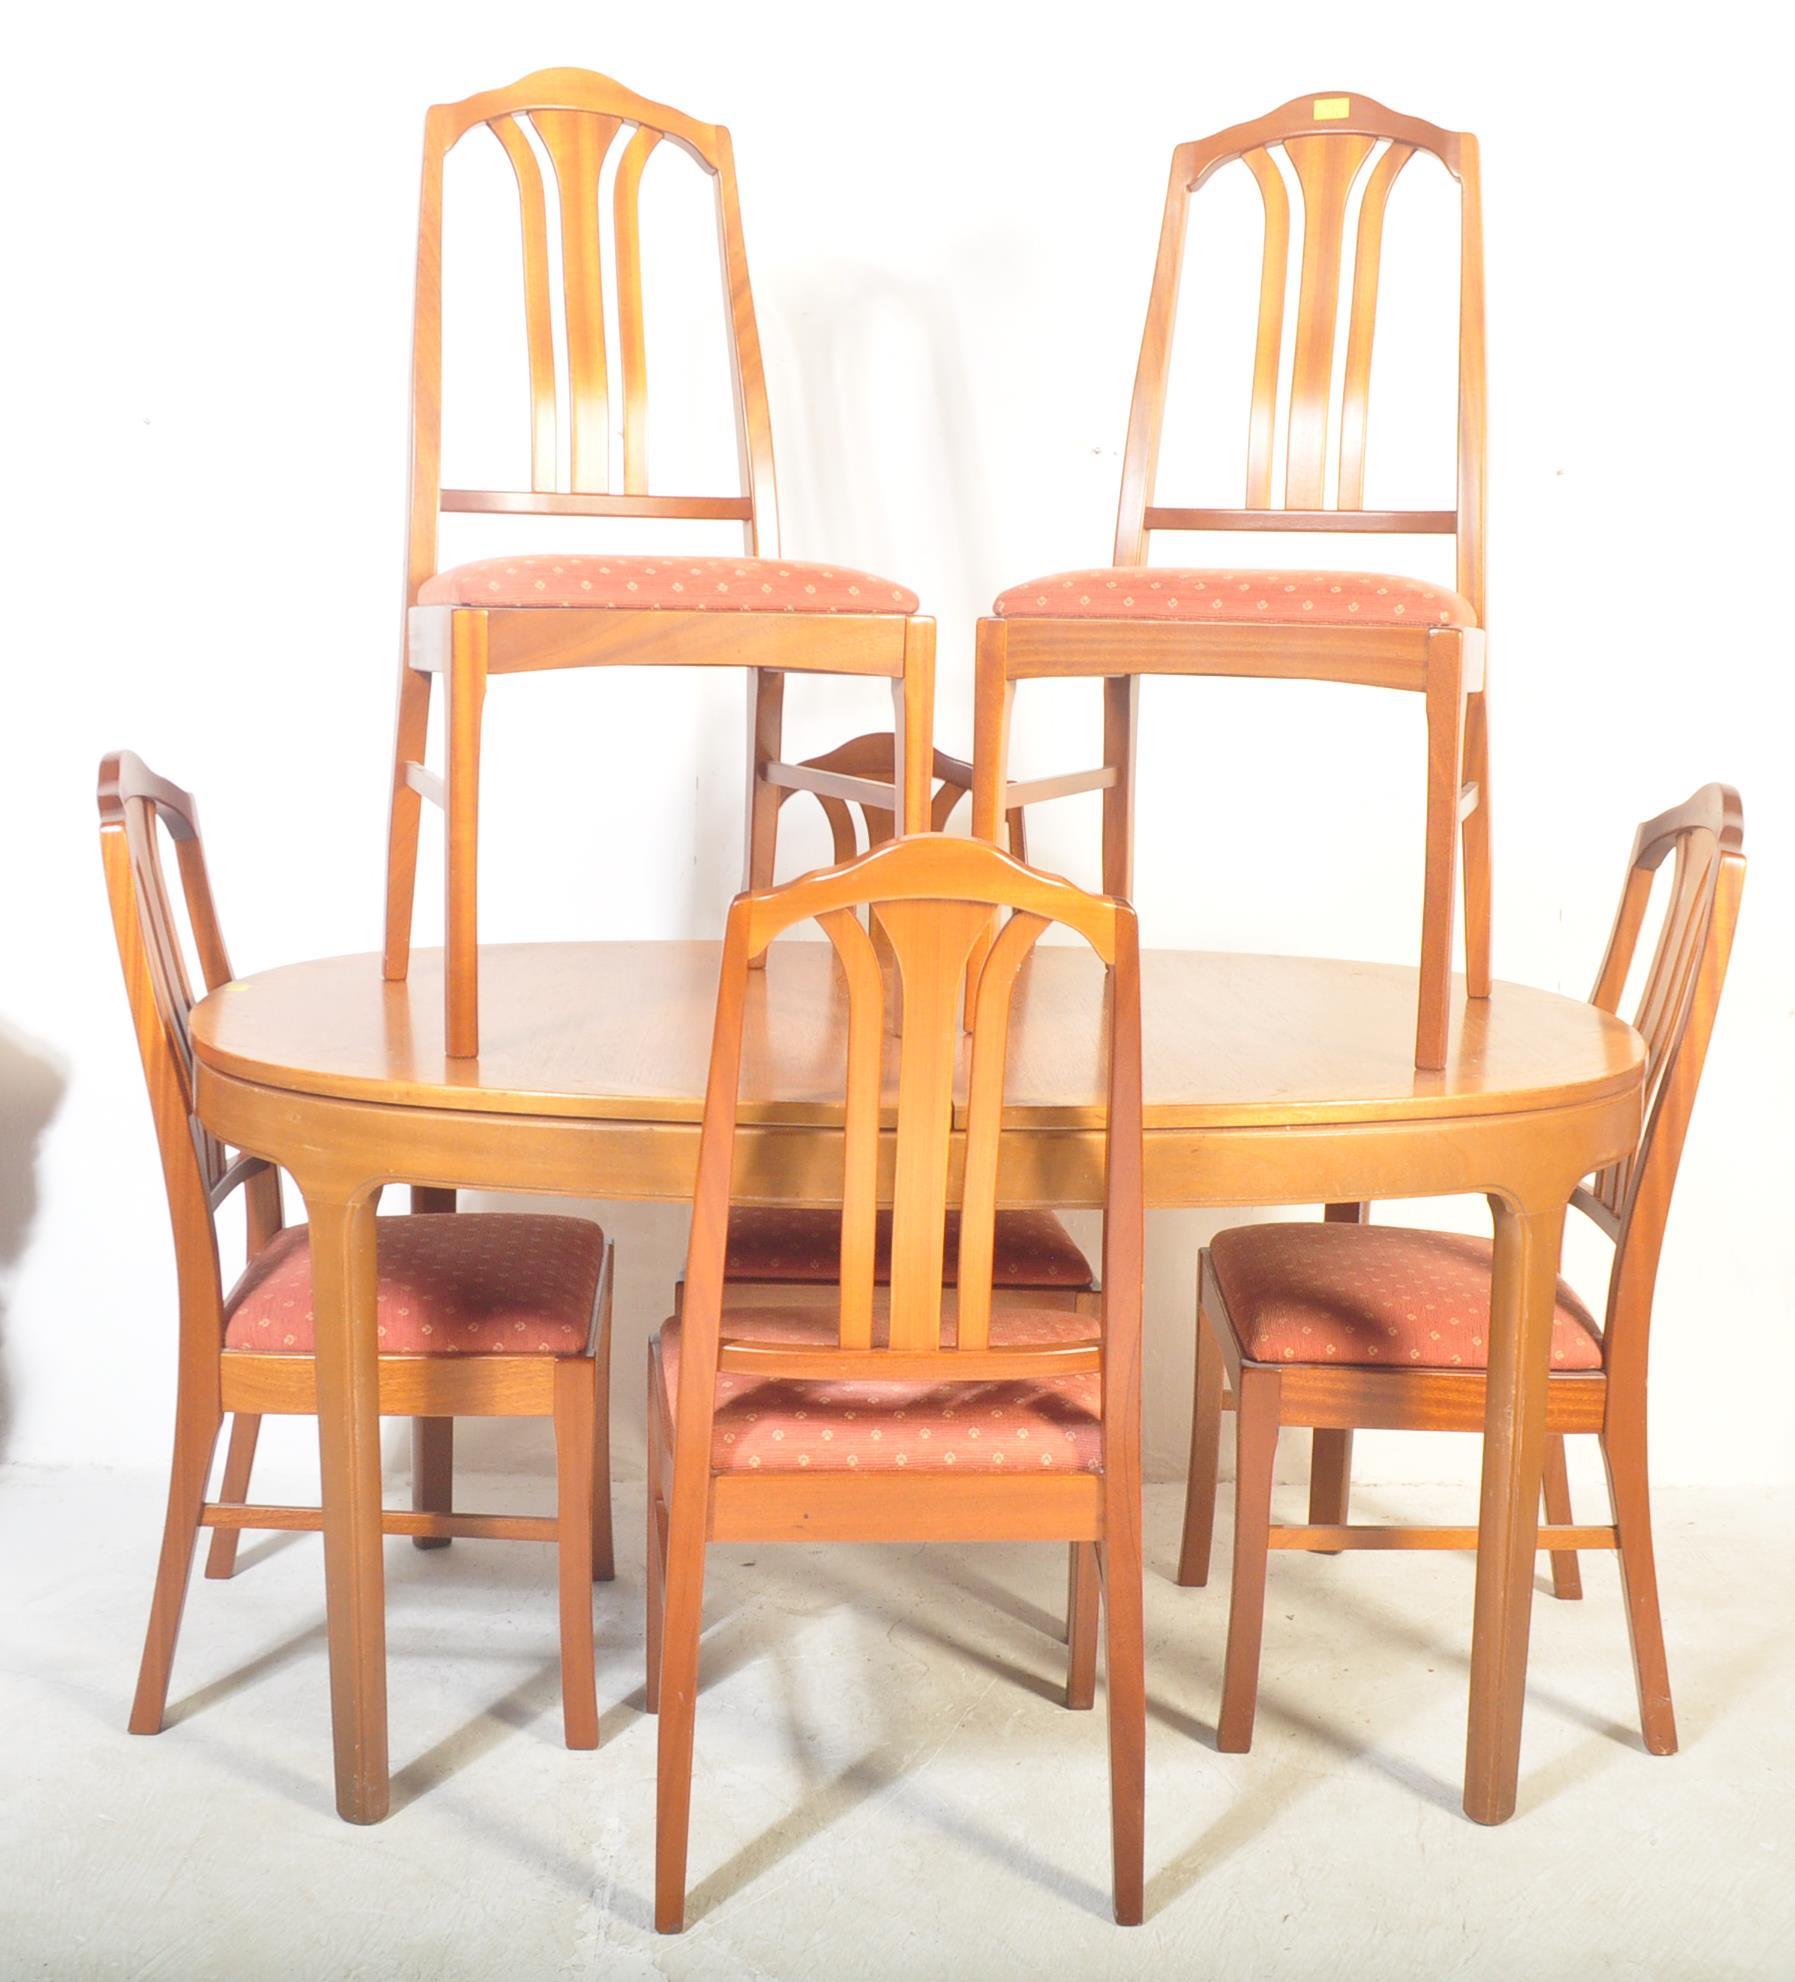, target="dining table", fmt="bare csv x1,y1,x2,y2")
189,938,1643,1832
